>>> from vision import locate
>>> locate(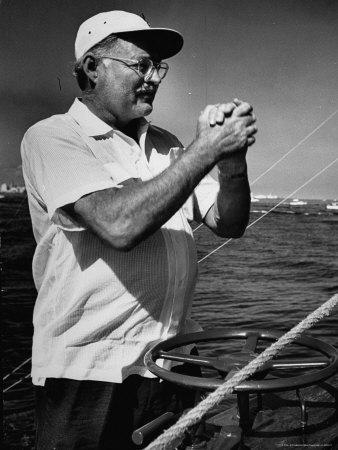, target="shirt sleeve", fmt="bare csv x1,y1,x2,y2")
21,122,118,230
192,173,220,221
